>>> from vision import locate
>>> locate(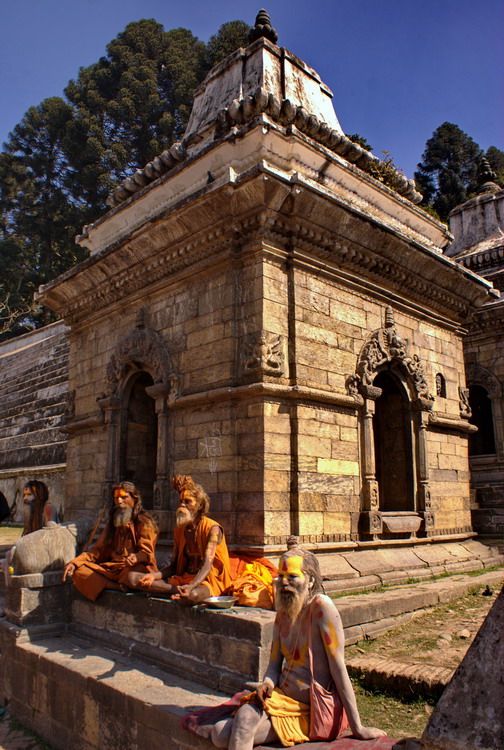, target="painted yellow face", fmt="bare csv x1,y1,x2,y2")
278,555,305,583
